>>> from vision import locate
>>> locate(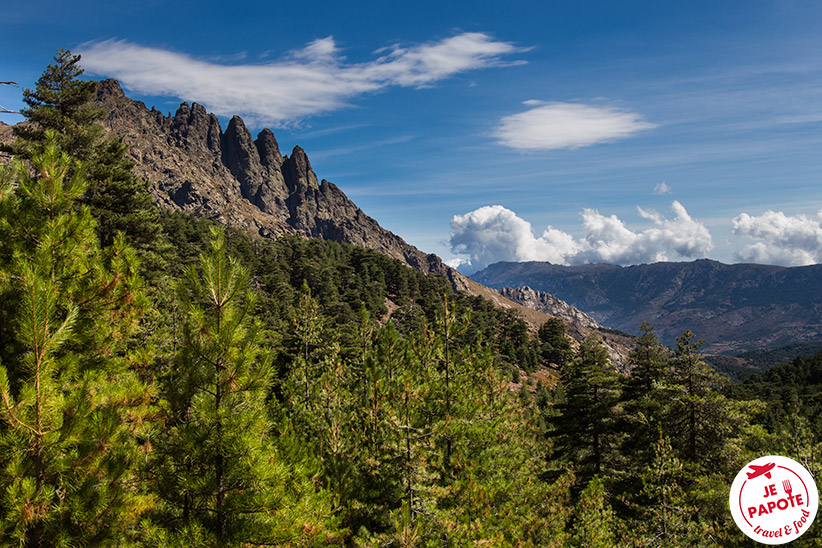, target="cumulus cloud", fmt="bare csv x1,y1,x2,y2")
494,101,656,151
449,205,578,268
449,201,713,272
732,210,822,266
79,33,523,126
654,181,672,195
